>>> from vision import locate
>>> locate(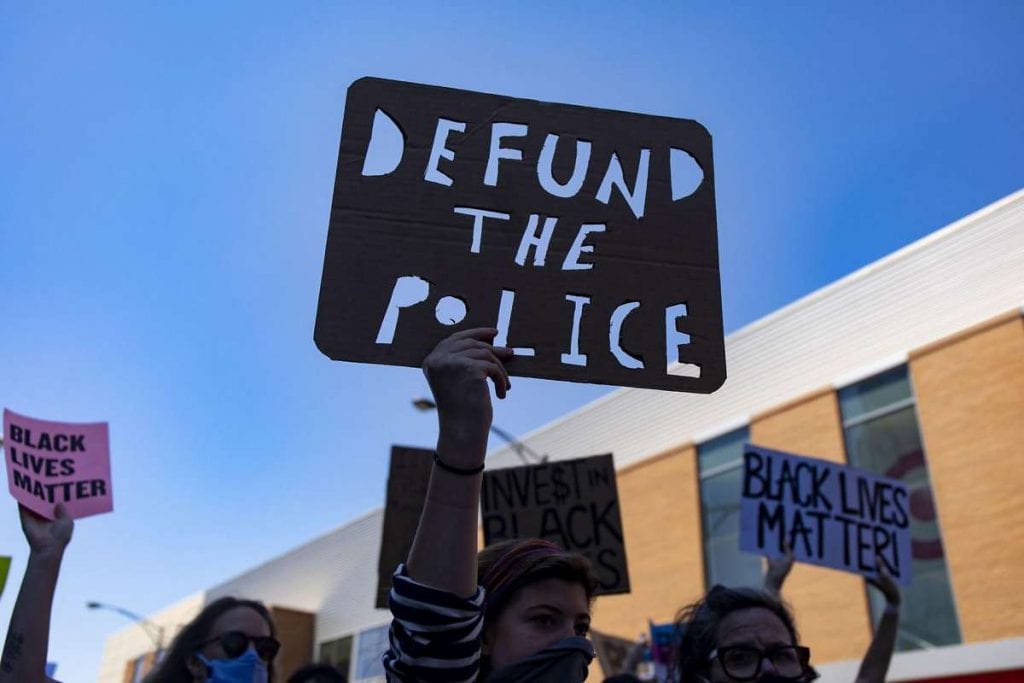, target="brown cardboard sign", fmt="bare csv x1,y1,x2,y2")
481,453,630,595
314,77,725,393
375,445,434,609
